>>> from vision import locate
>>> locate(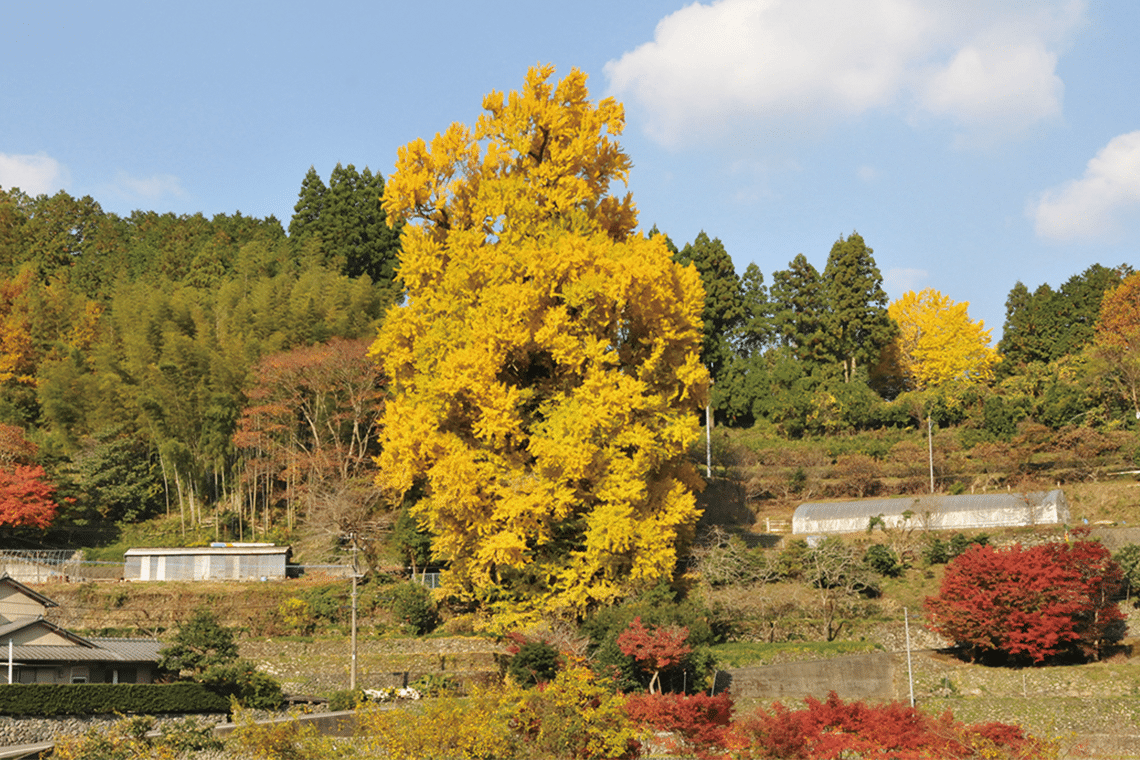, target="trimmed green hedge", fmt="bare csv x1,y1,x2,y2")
0,682,231,716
